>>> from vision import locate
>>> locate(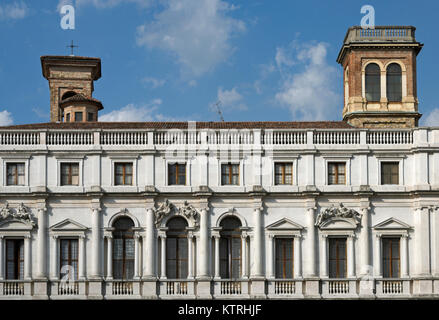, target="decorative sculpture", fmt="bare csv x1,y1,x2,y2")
0,202,36,227
315,203,361,228
154,199,200,228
